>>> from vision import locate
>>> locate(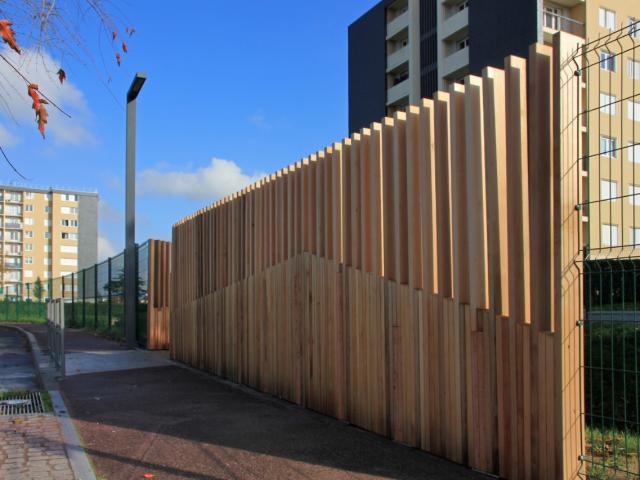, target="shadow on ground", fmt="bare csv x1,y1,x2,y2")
59,365,490,480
